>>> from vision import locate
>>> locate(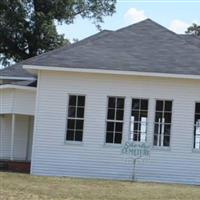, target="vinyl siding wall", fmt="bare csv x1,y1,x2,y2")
31,71,200,184
0,89,35,115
